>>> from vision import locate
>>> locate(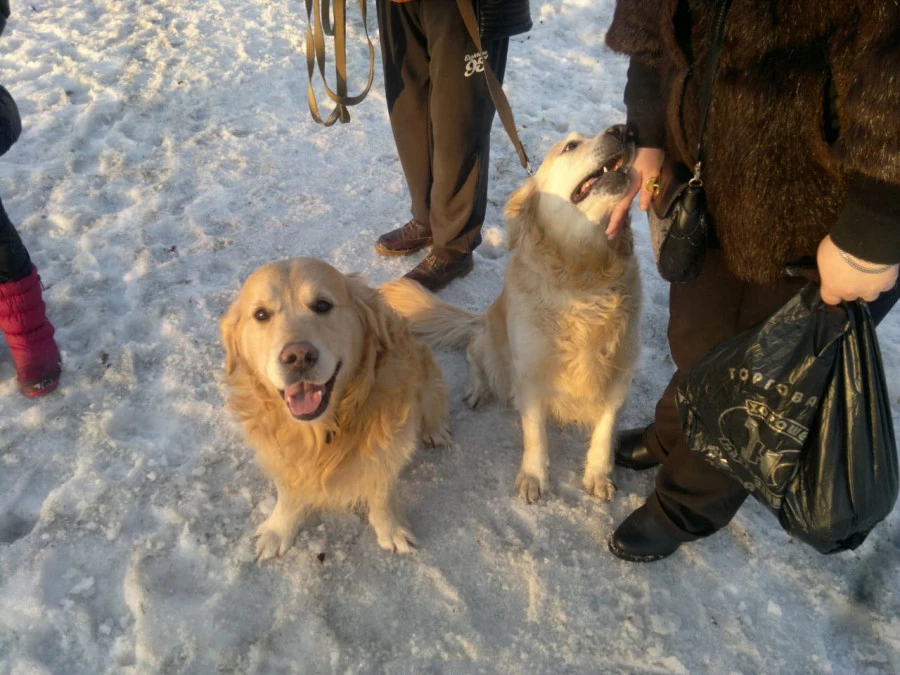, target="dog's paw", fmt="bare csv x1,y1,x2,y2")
375,524,417,554
253,519,297,562
515,471,546,504
462,379,491,409
423,422,452,448
582,471,616,501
